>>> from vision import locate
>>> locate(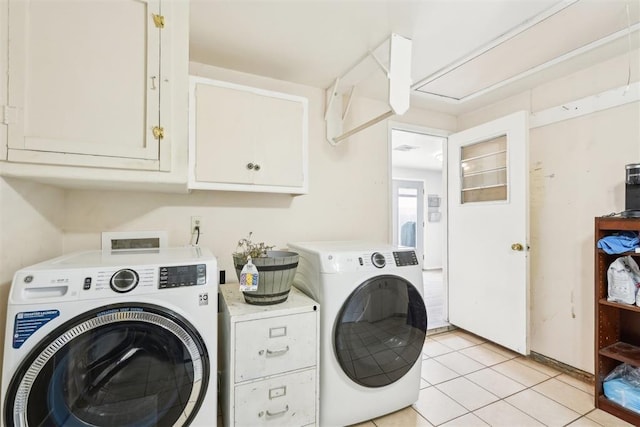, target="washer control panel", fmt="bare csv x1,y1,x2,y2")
110,268,139,293
393,250,419,266
159,264,207,289
371,252,386,268
9,247,216,303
